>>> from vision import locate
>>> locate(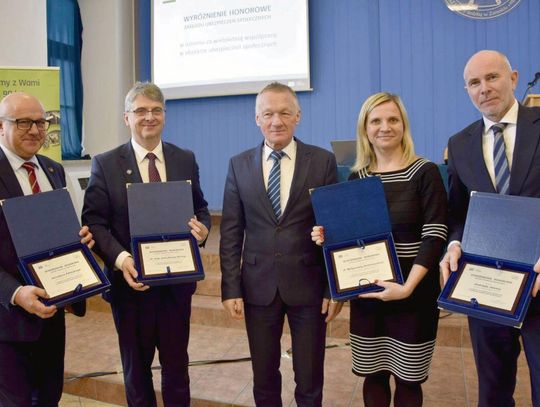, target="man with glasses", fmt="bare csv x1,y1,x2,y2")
82,82,210,406
0,92,93,406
